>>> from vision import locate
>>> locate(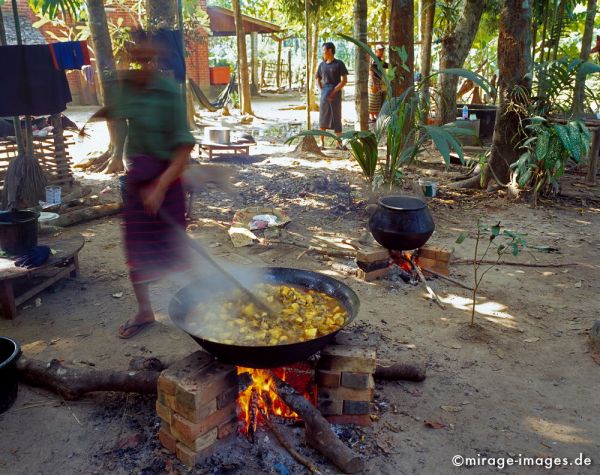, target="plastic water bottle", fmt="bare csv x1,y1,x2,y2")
462,105,469,120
